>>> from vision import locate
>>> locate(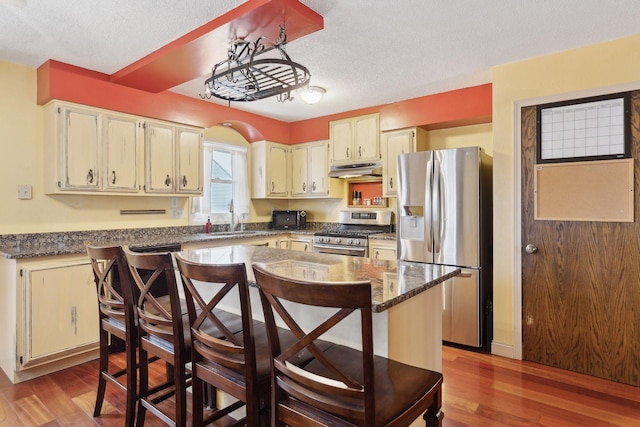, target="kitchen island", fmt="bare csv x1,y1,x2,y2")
180,244,460,373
